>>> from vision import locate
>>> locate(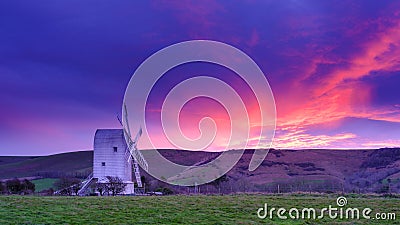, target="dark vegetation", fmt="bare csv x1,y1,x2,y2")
361,148,400,168
53,176,128,196
0,178,35,195
55,177,82,196
93,176,127,196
